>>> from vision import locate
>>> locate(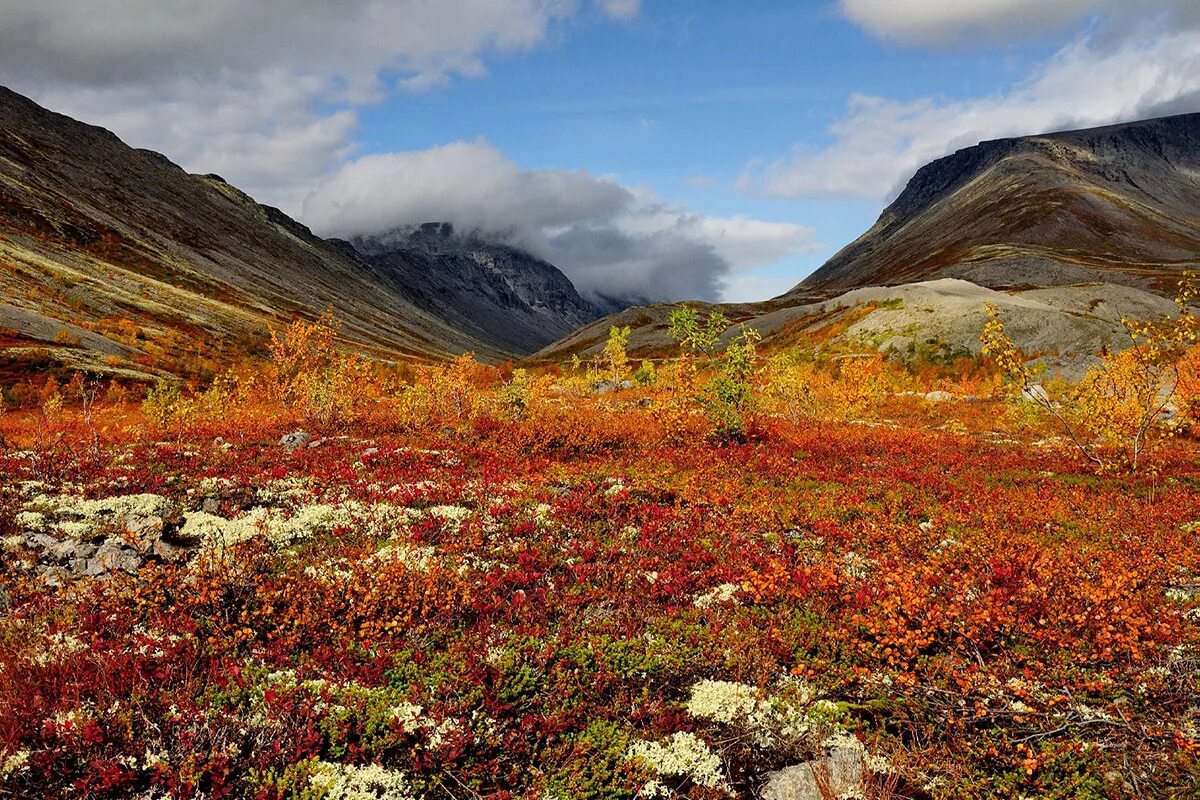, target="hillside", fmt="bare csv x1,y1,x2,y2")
794,114,1200,292
0,87,593,383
